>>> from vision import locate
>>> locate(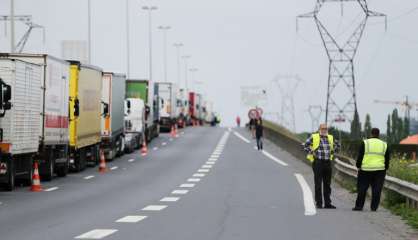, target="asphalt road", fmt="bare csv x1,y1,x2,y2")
0,127,414,240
